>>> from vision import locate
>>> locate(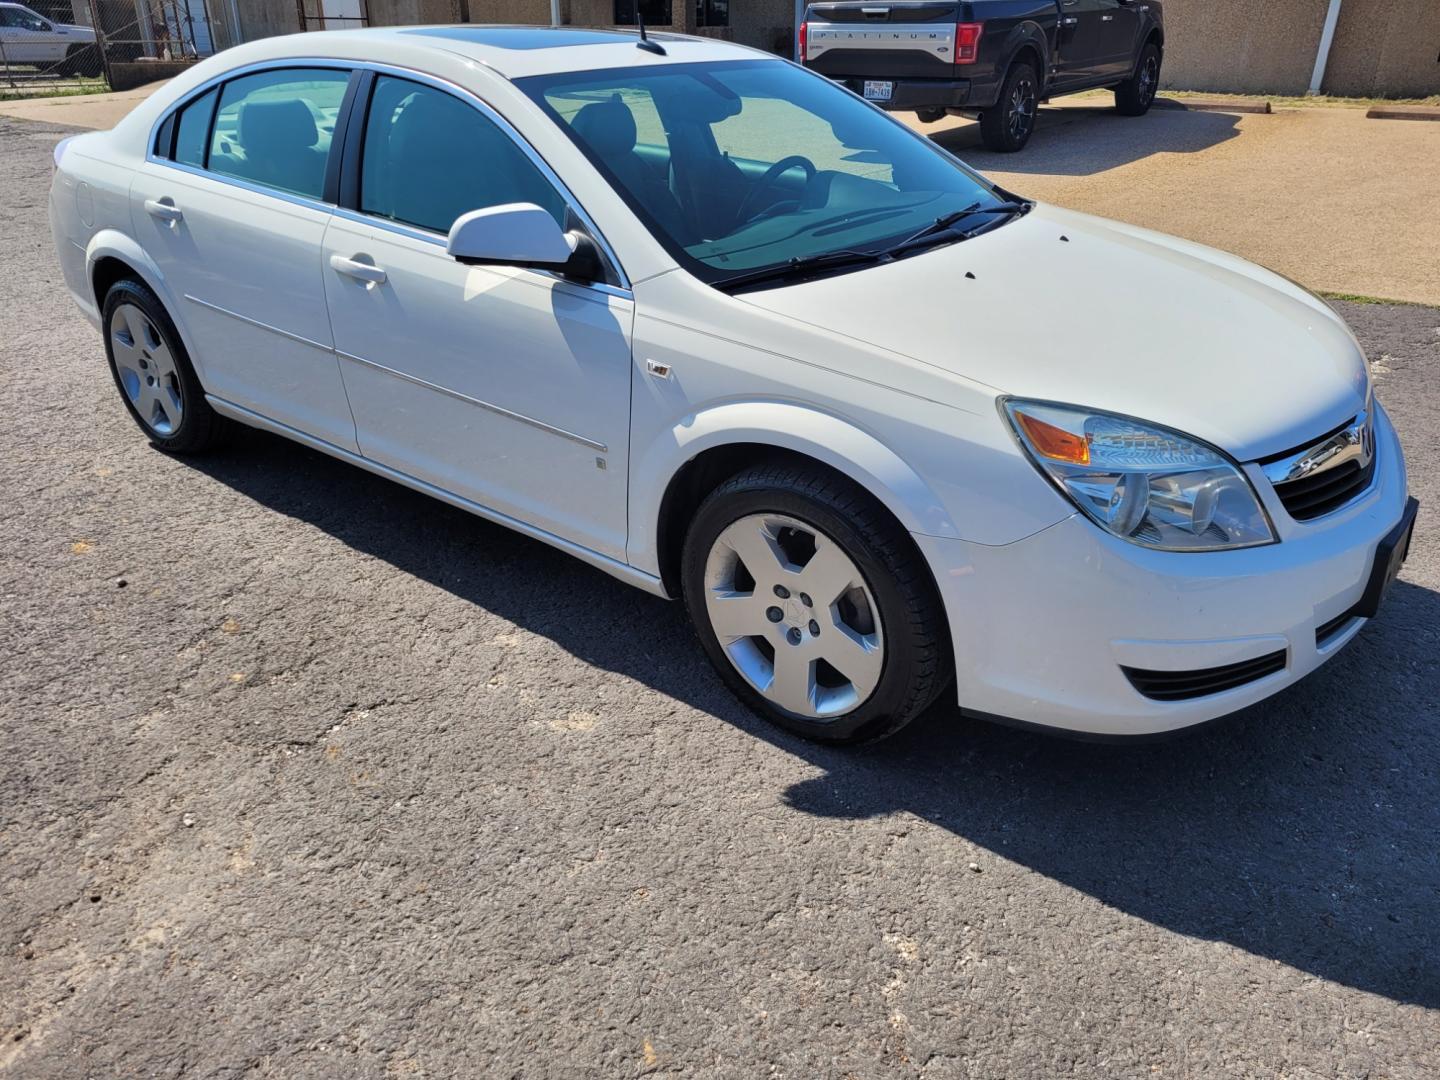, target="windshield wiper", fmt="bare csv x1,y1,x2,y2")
713,200,1032,294
886,200,1031,254
714,247,888,293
